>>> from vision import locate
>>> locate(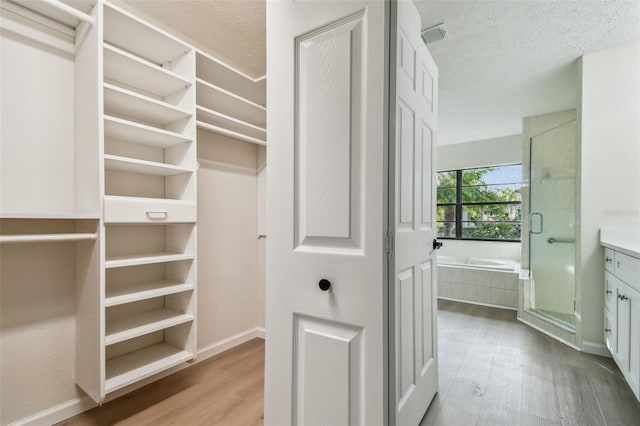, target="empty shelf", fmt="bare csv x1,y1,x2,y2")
104,83,192,127
105,308,193,346
197,121,266,146
103,3,190,66
196,79,266,127
196,50,266,106
105,252,194,269
104,43,191,98
105,342,193,393
0,233,96,243
104,154,194,177
10,0,95,29
196,105,266,141
106,281,193,307
104,115,191,148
